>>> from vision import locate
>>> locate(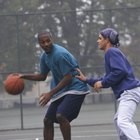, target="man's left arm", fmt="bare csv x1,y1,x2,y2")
39,74,72,107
